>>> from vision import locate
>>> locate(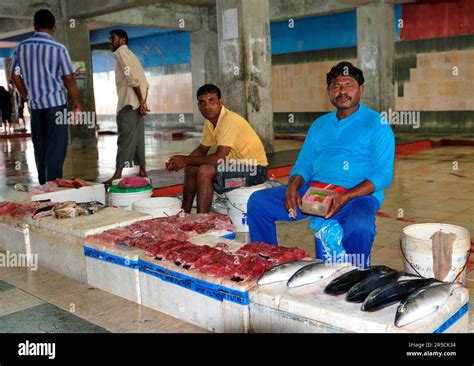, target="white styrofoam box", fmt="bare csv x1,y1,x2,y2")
0,217,30,255
248,266,470,333
1,182,106,204
84,242,143,303
139,254,255,333
27,208,152,283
